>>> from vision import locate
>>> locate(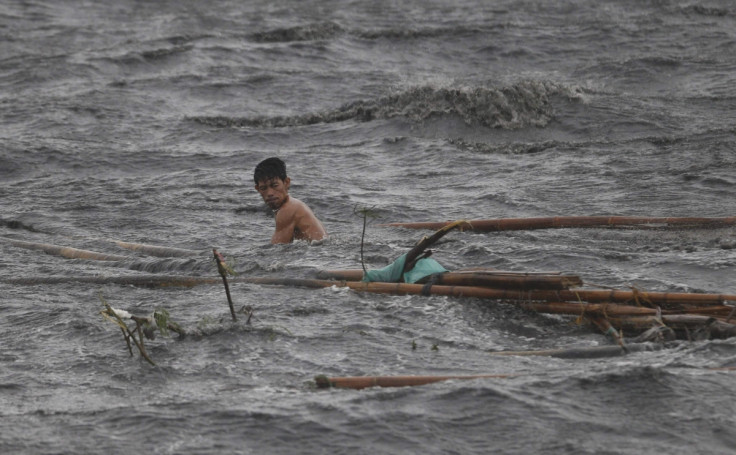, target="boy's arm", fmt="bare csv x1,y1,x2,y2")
271,208,297,244
294,207,327,241
271,200,326,244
